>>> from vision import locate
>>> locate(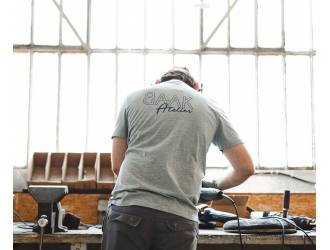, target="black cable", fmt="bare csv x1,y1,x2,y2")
271,217,285,250
222,194,244,250
267,216,315,249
